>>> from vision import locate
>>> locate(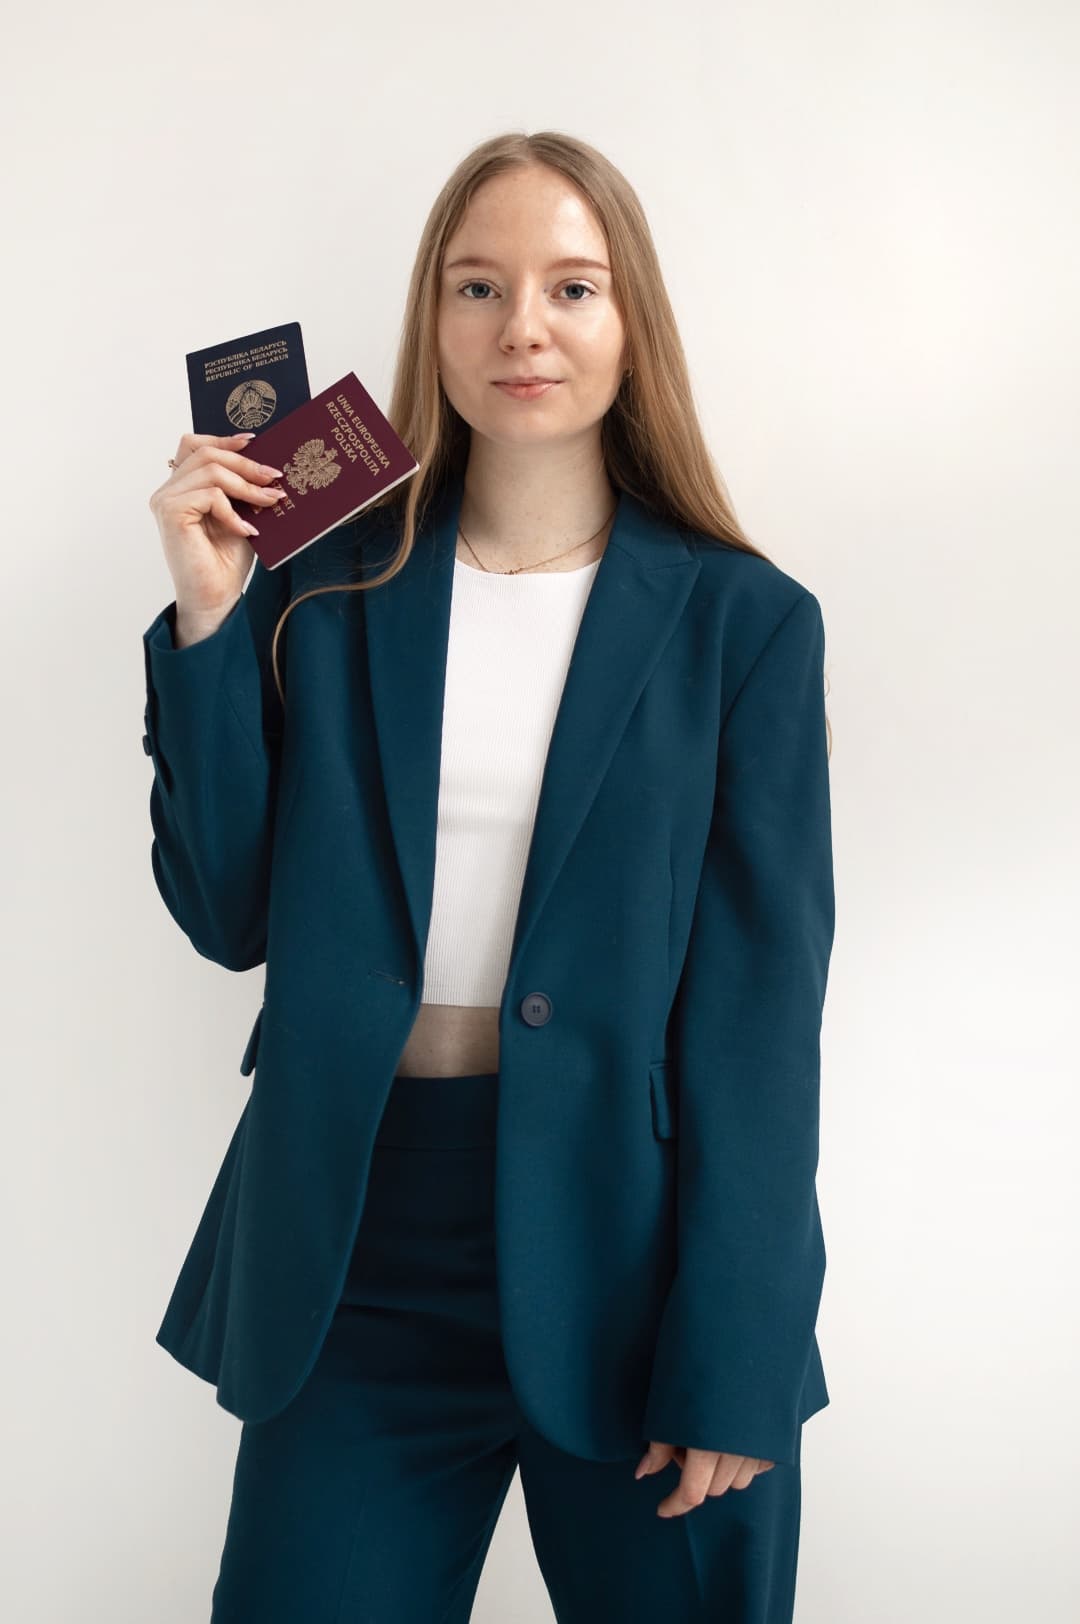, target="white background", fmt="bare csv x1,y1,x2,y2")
3,0,1077,1618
